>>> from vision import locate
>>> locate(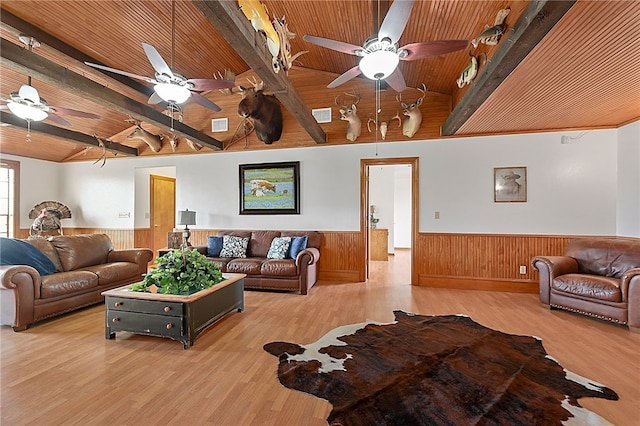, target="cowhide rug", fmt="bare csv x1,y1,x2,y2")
264,311,618,426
